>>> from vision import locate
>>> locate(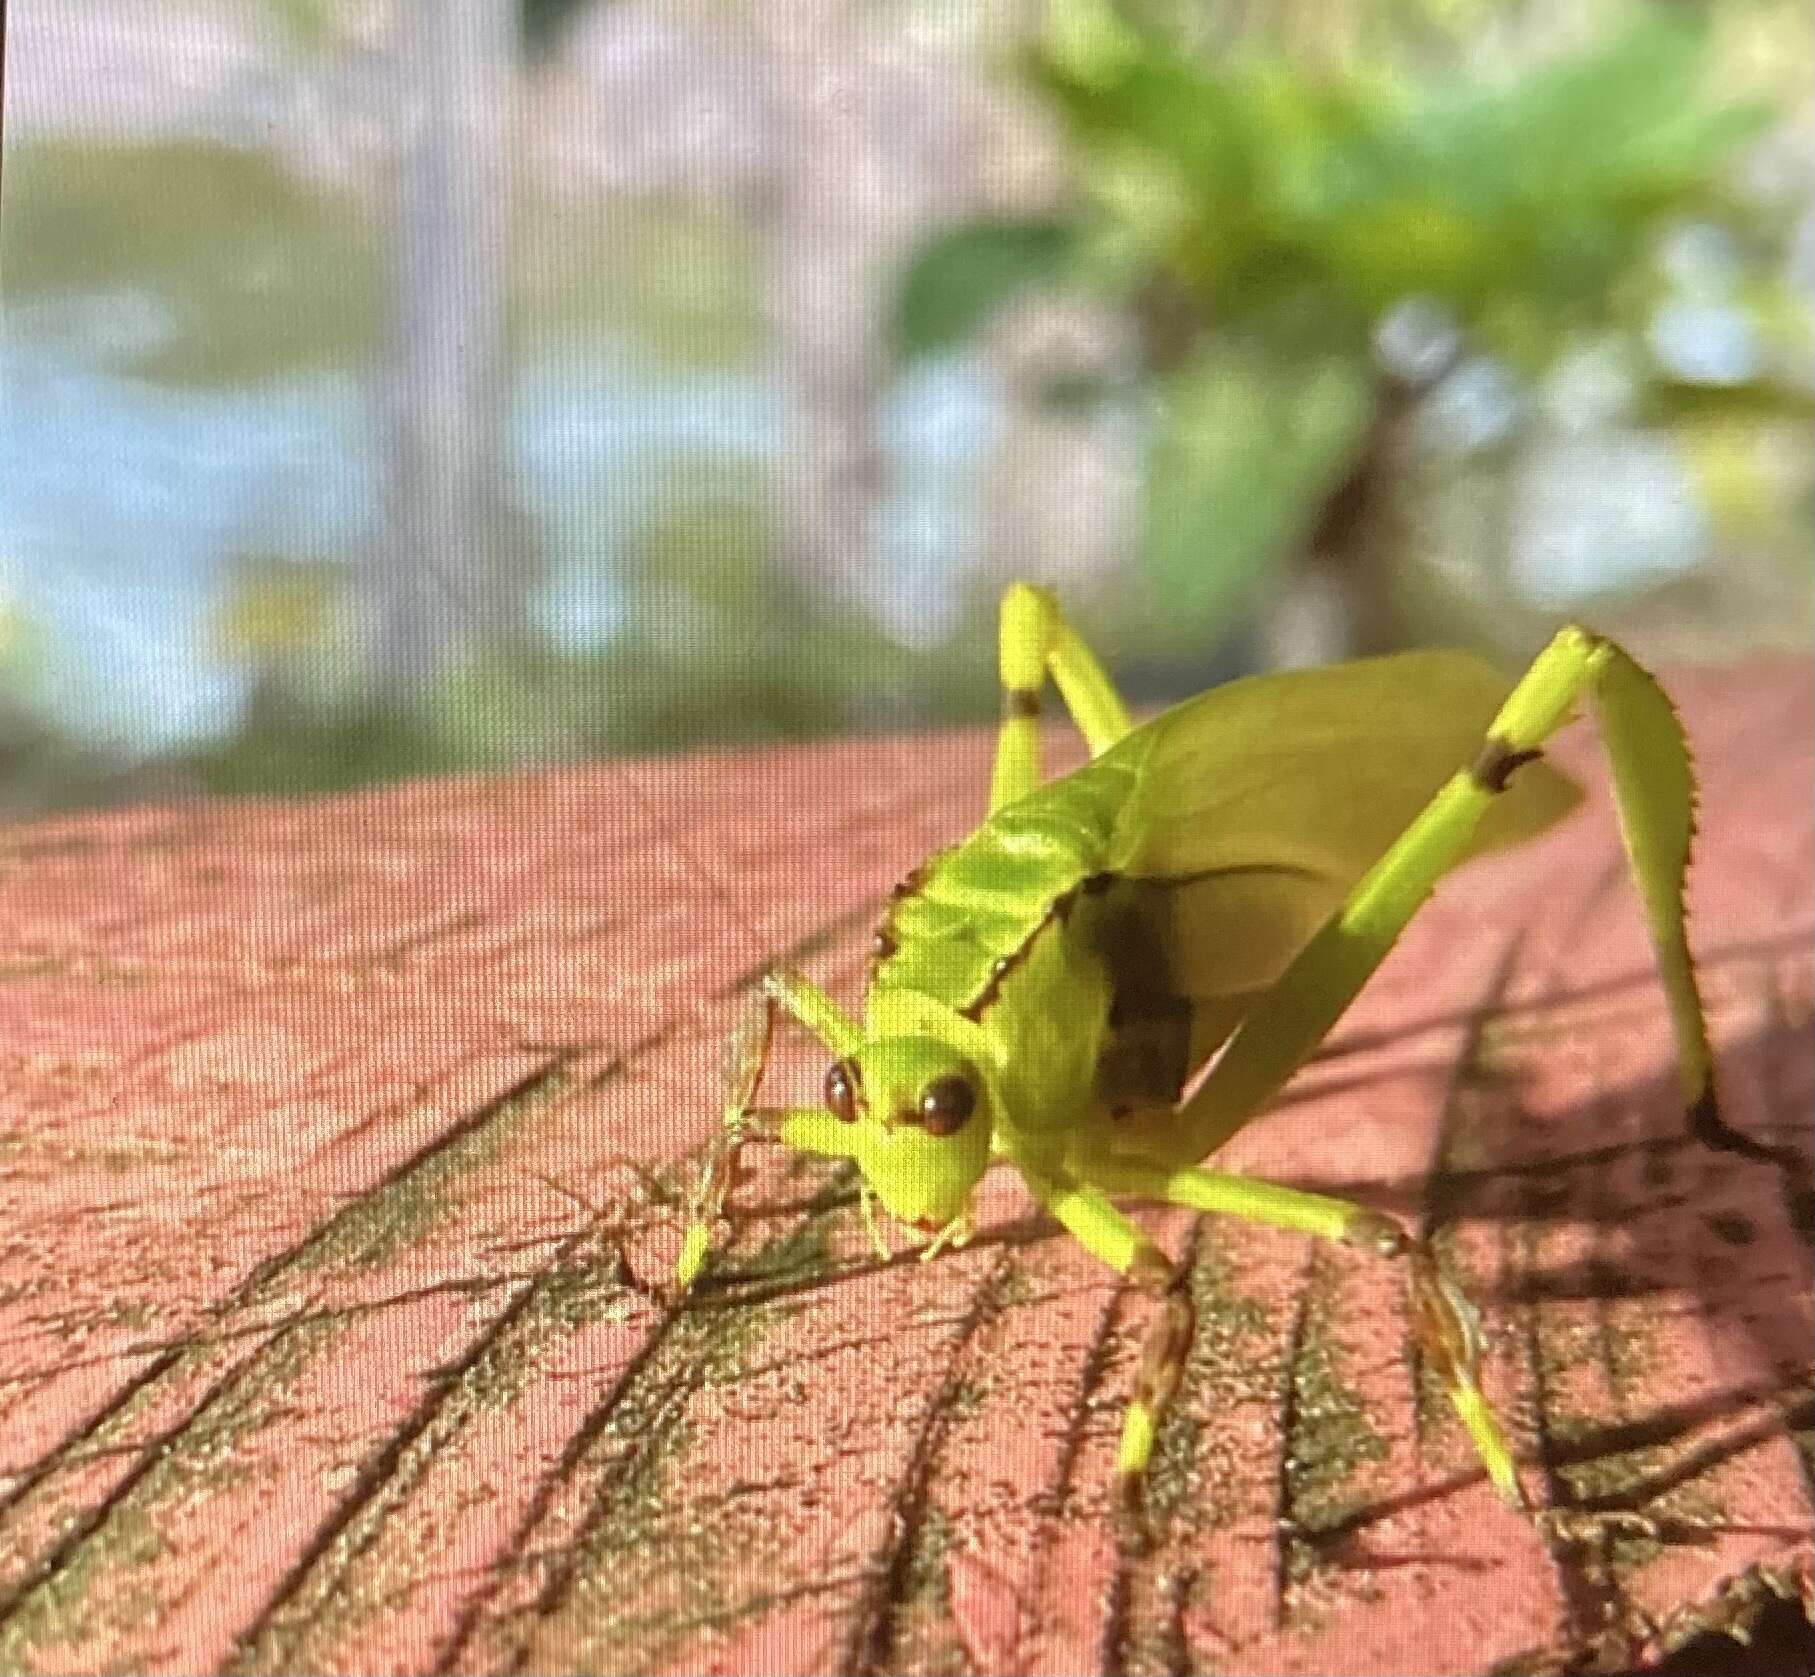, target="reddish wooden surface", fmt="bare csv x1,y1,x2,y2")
0,661,1808,1676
